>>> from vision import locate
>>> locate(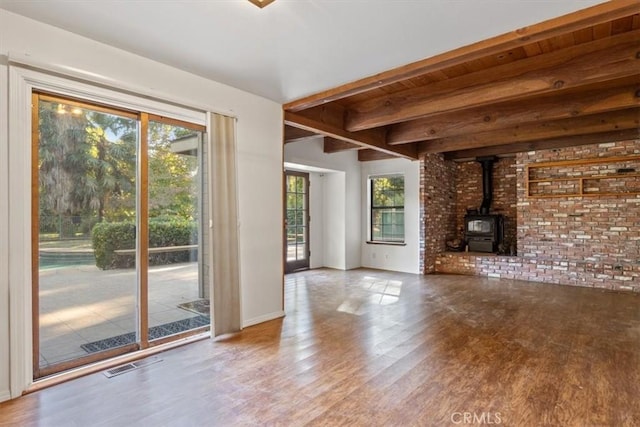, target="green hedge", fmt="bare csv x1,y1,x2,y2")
92,219,197,270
